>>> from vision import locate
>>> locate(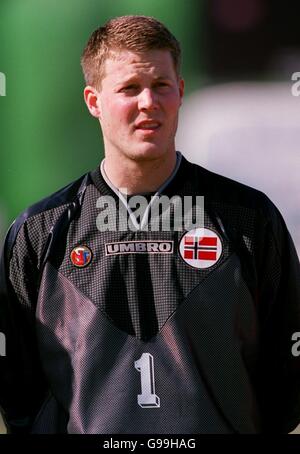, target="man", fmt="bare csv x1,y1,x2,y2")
0,15,300,434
